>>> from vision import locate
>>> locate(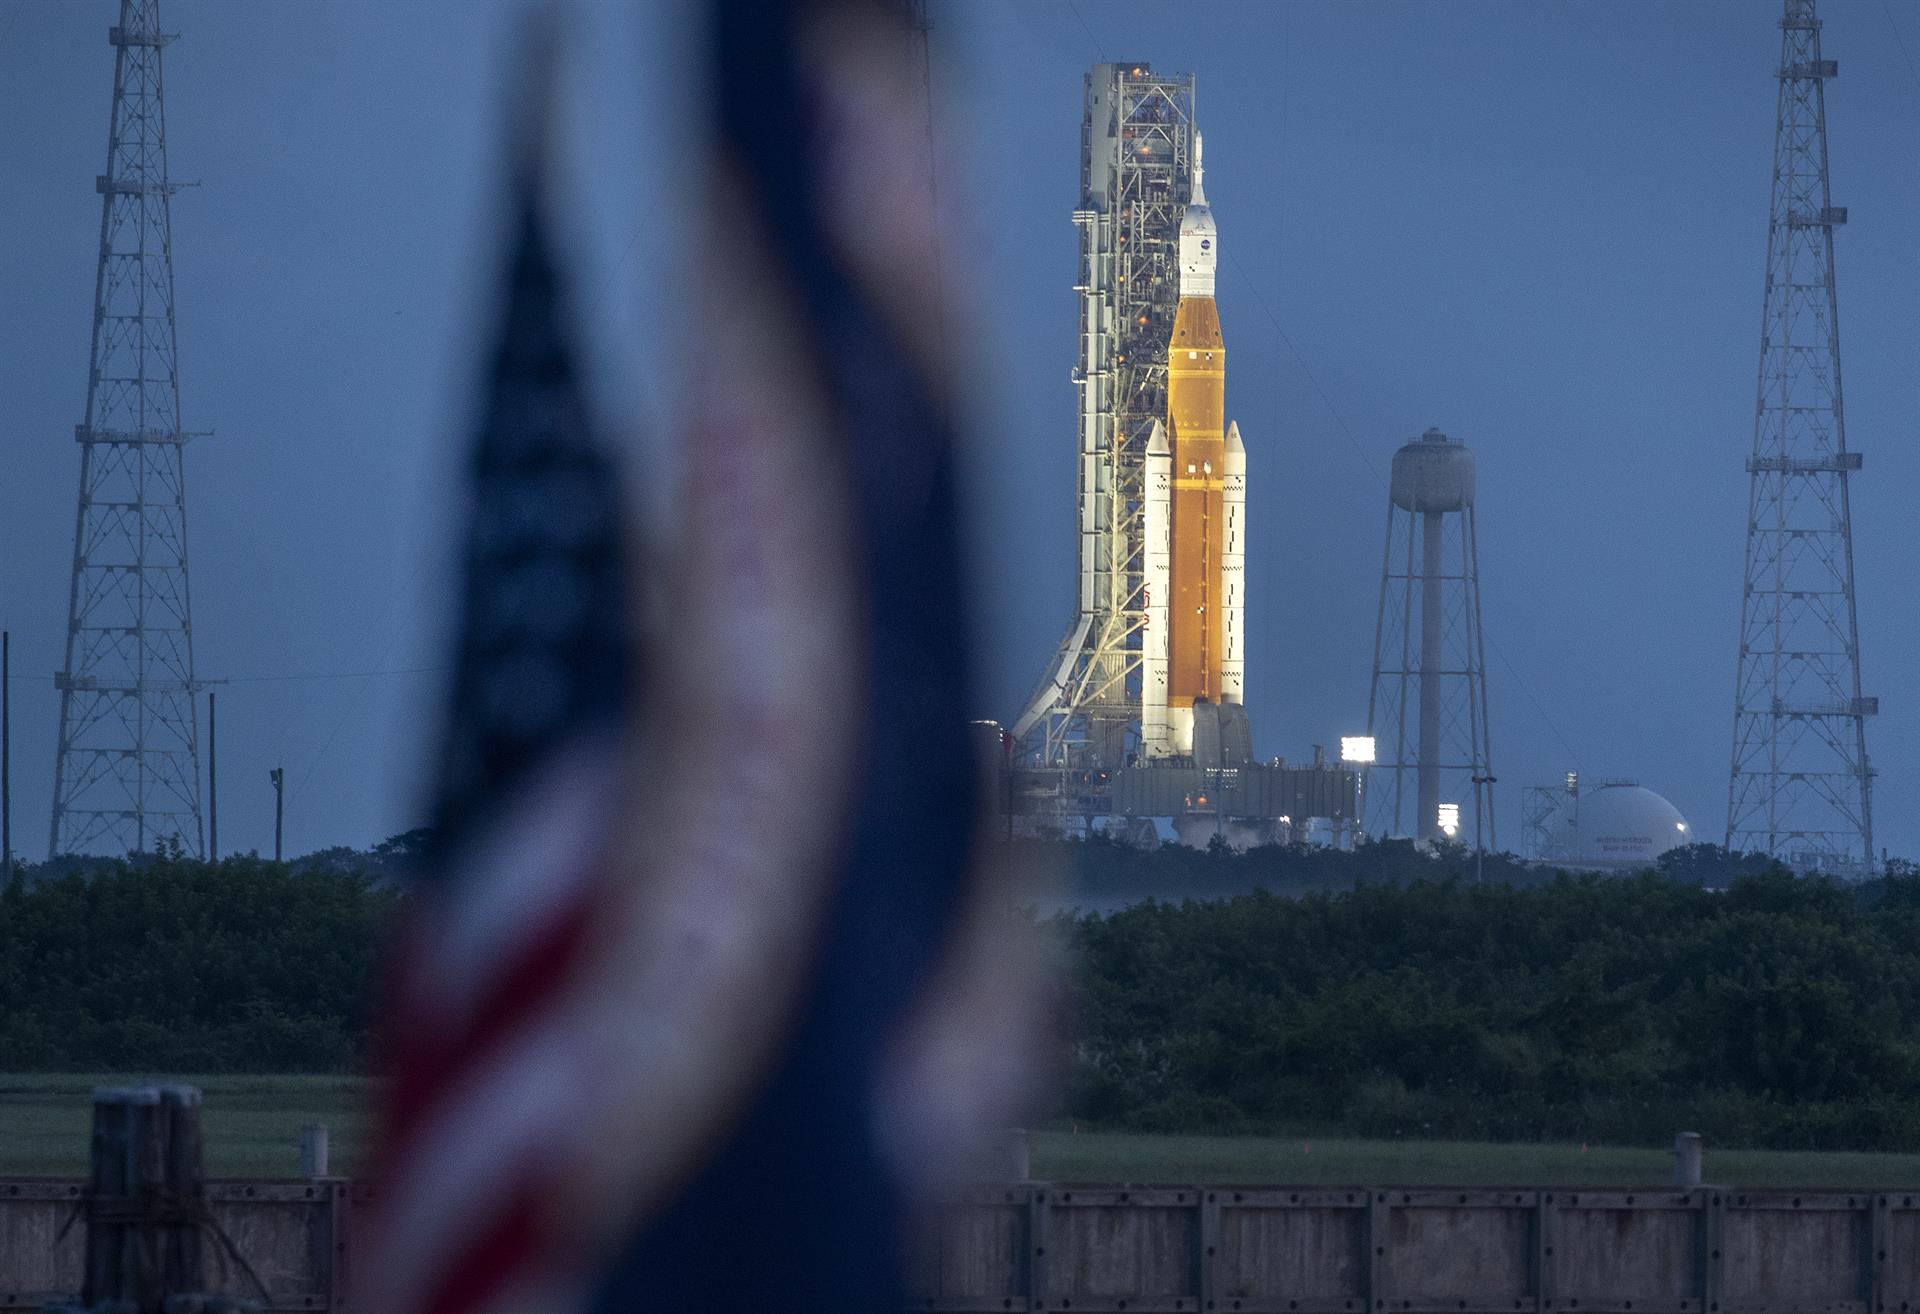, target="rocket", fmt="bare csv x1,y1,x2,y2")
1143,130,1245,757
1142,419,1172,755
